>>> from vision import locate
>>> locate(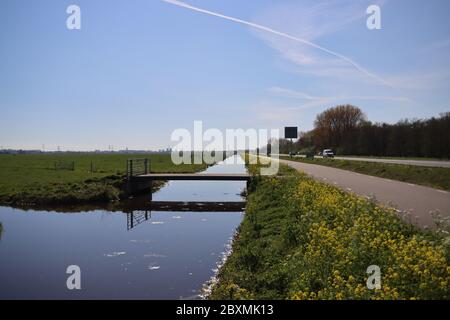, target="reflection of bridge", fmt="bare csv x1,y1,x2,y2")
127,210,151,230
125,201,246,231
